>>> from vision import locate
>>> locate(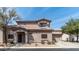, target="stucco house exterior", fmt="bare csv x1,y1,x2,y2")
1,18,79,46
6,18,58,45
